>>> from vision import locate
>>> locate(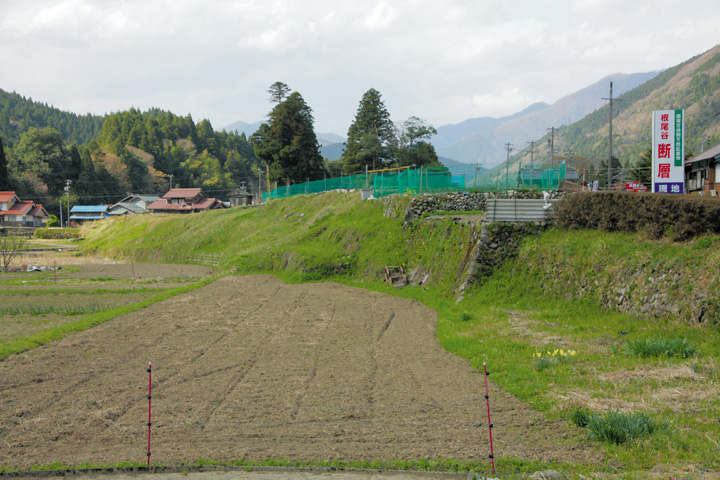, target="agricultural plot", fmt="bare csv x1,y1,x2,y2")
0,274,603,471
0,291,155,344
0,263,214,347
